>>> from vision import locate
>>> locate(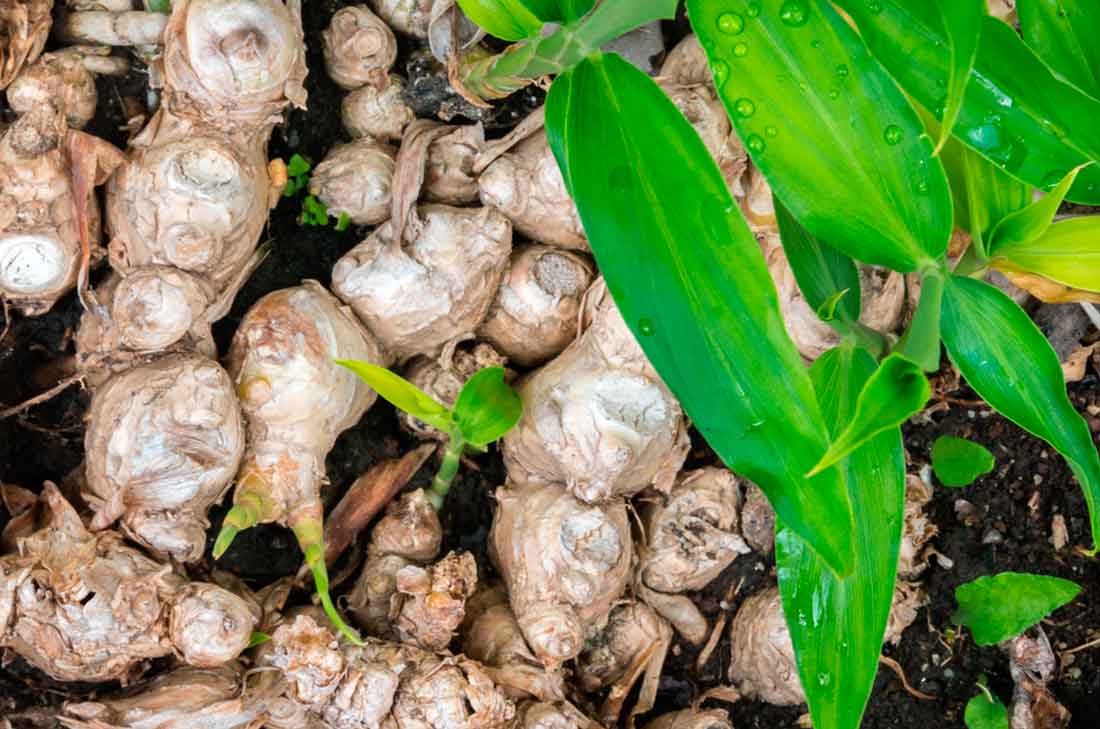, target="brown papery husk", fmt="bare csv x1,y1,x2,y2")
392,549,478,651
